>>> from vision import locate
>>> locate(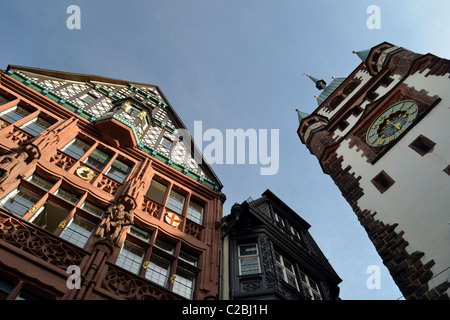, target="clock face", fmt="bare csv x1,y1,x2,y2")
366,100,418,147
